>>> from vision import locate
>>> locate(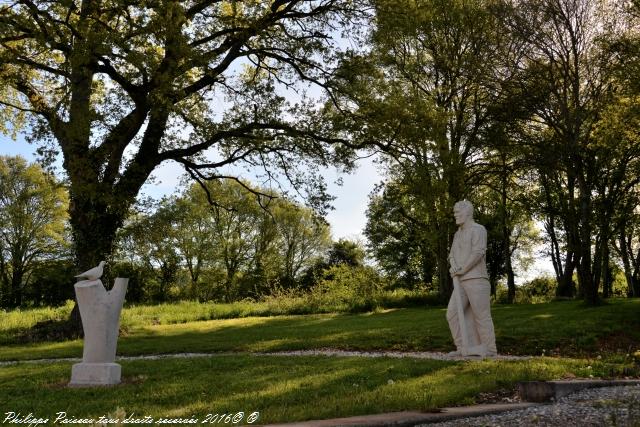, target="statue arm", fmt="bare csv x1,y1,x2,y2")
449,234,461,275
